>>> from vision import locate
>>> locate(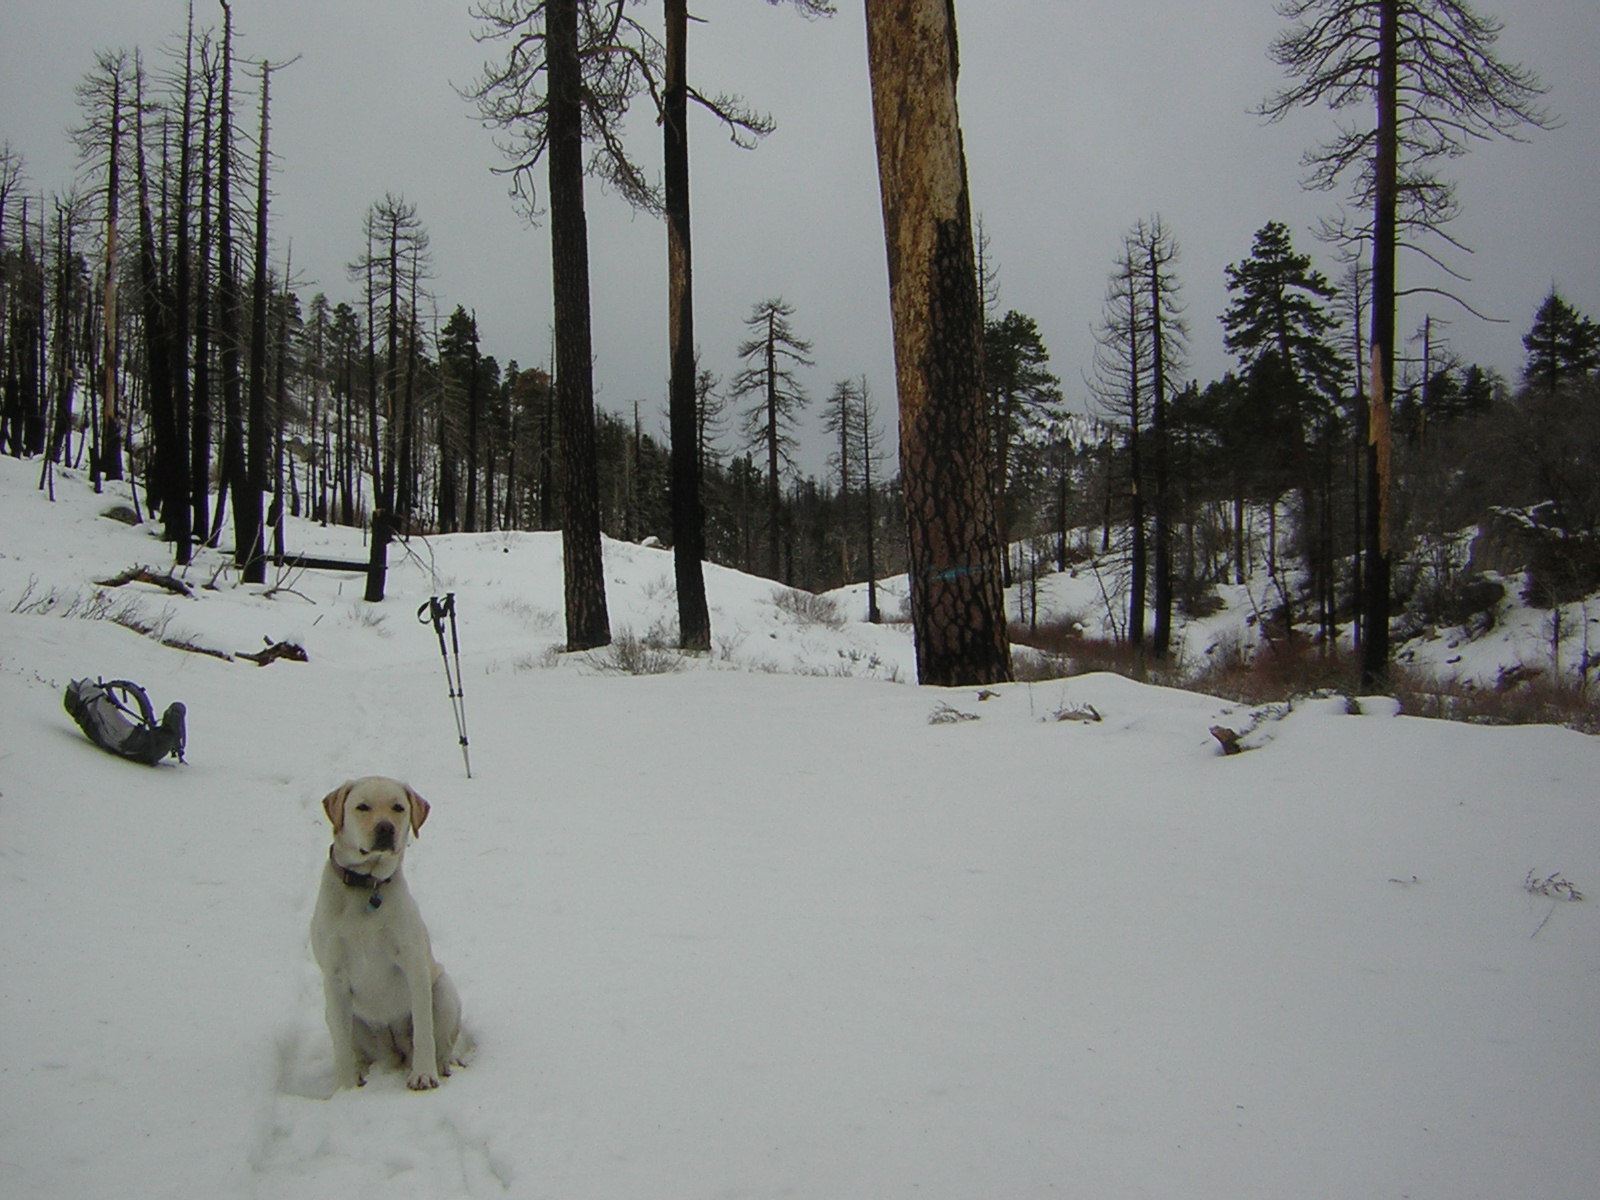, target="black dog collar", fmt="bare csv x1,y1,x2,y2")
330,847,389,909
